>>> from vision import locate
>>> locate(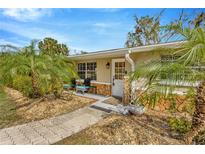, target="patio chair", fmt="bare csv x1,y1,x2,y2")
63,78,76,90
76,78,91,94
76,78,96,94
